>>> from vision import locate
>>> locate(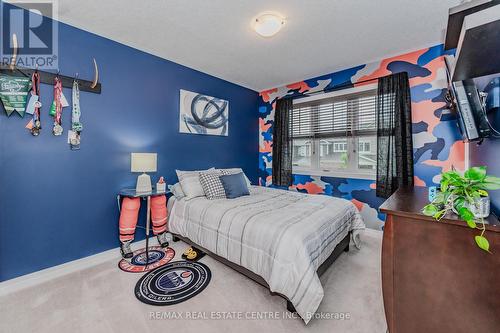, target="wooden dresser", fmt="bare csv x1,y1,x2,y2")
380,187,500,333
